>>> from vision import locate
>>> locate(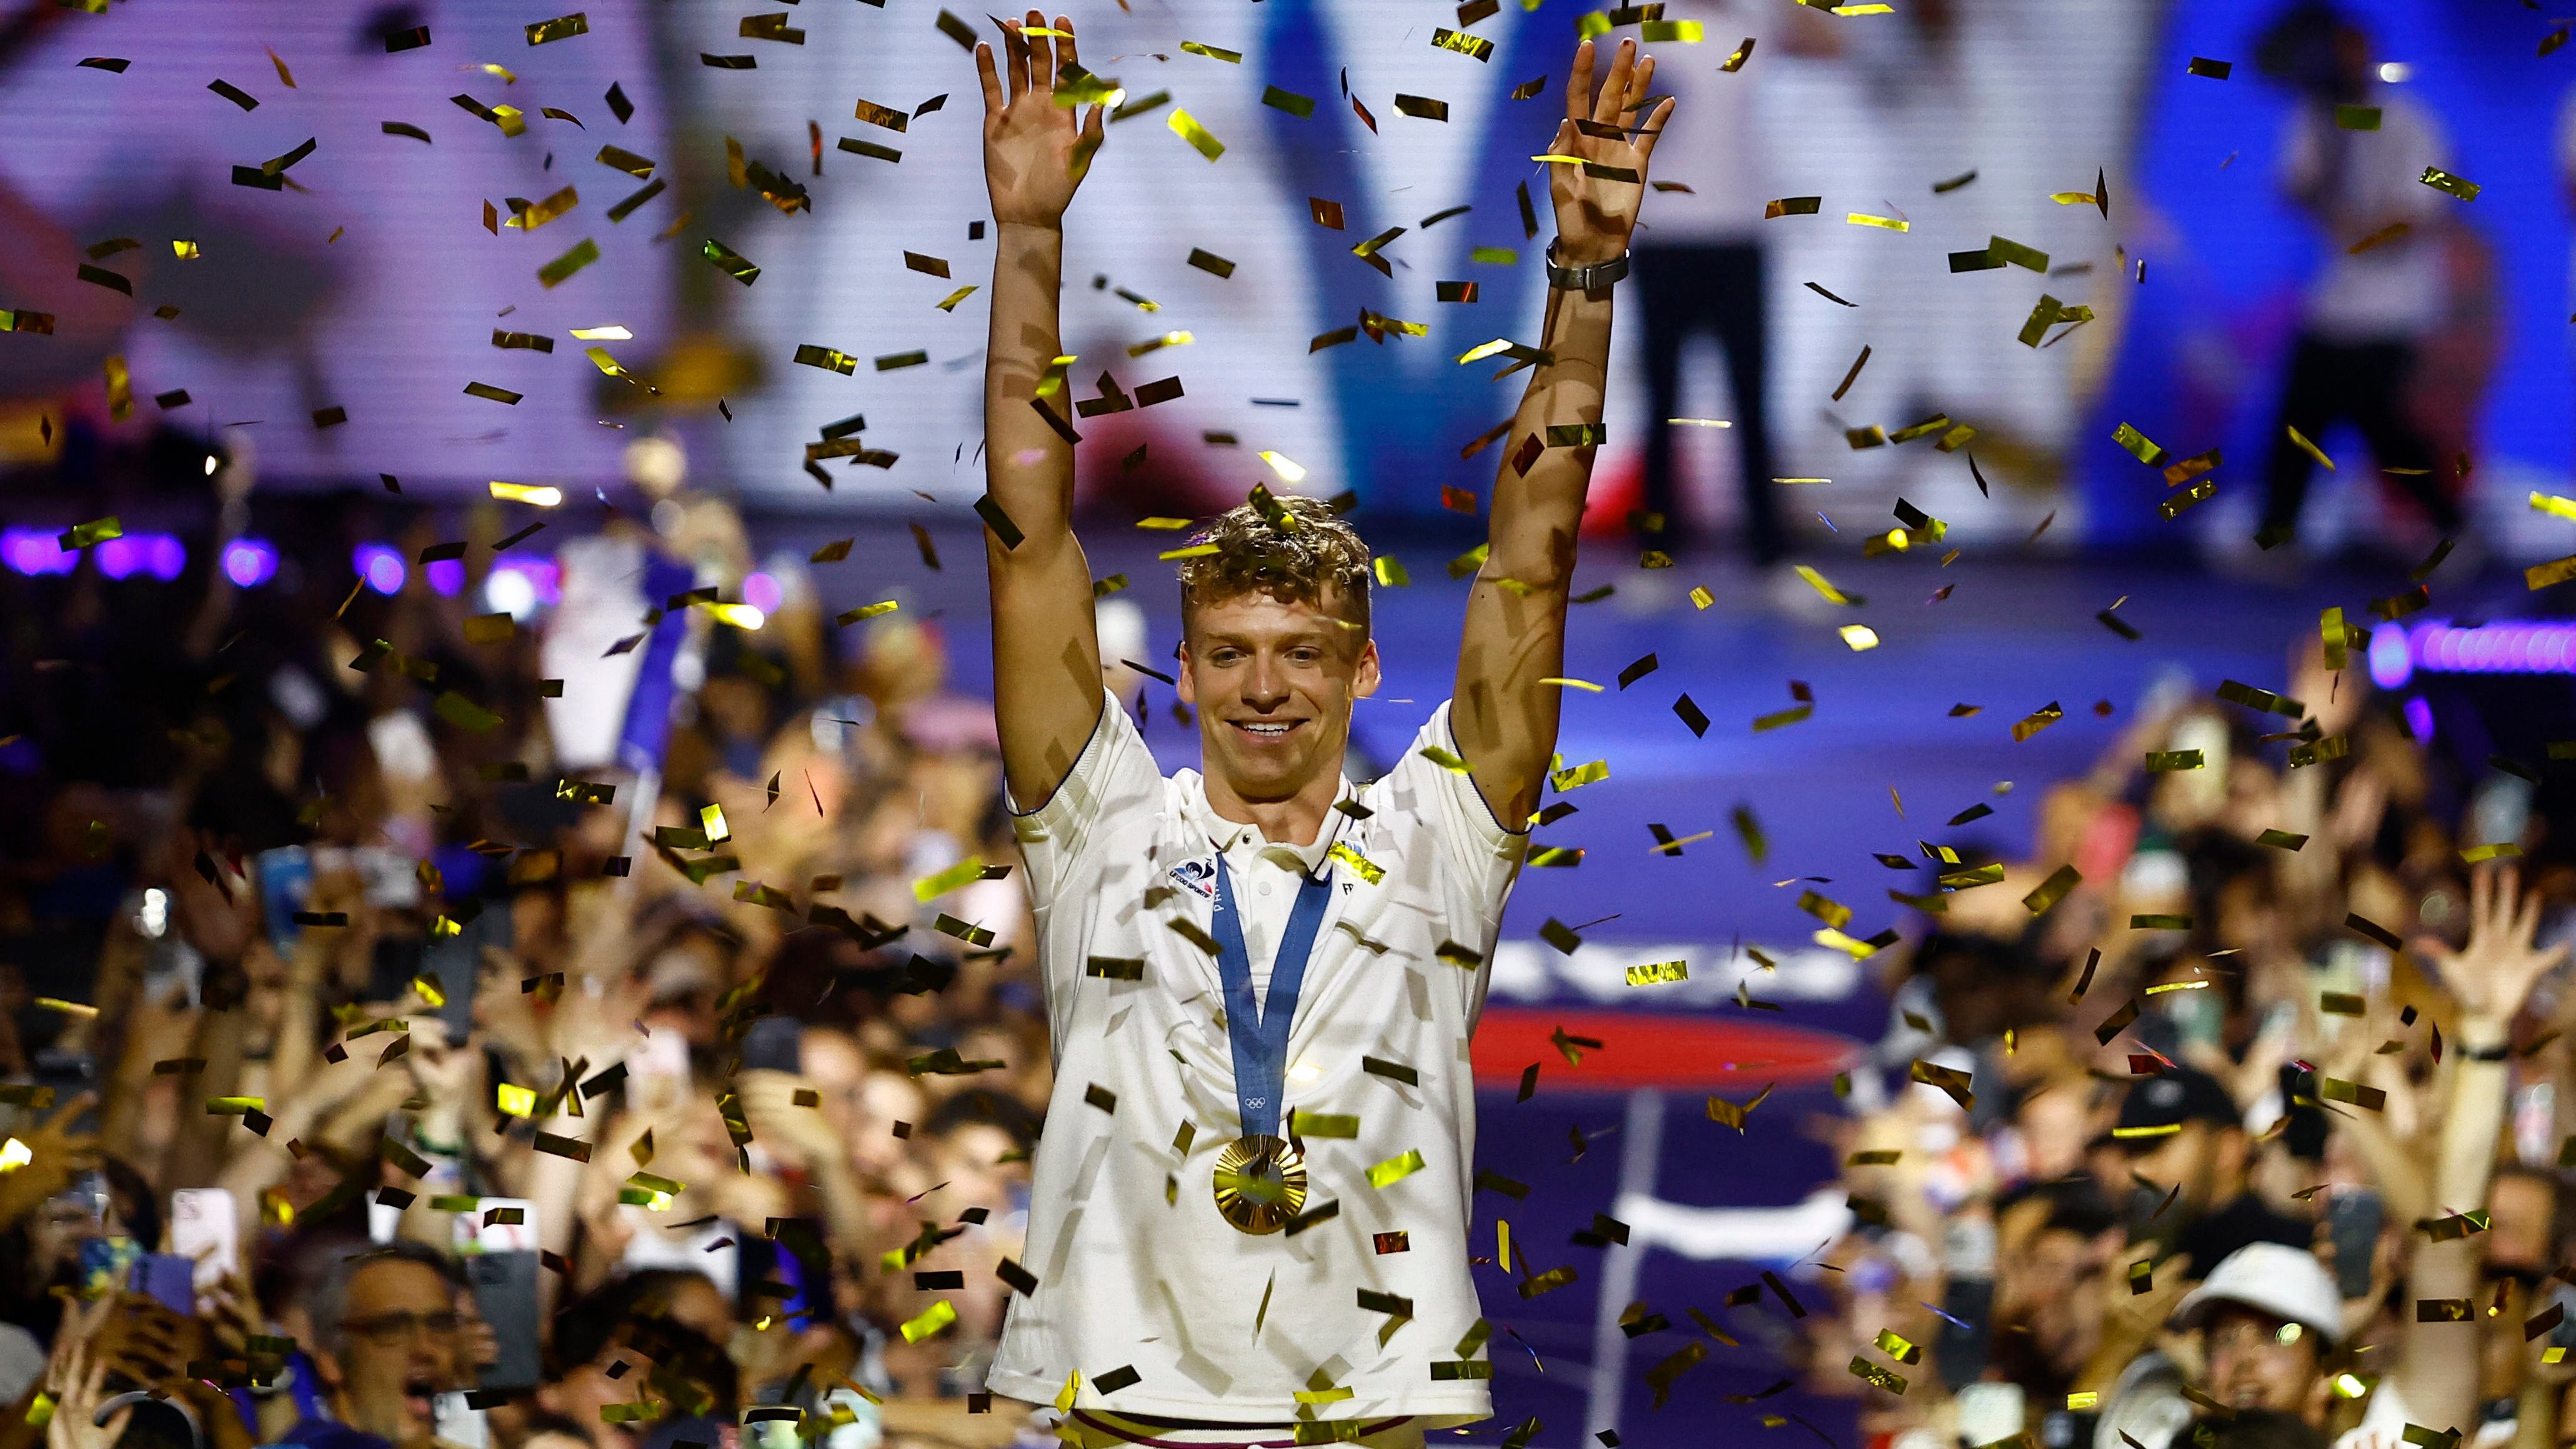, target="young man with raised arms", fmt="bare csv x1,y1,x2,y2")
970,13,1672,1442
